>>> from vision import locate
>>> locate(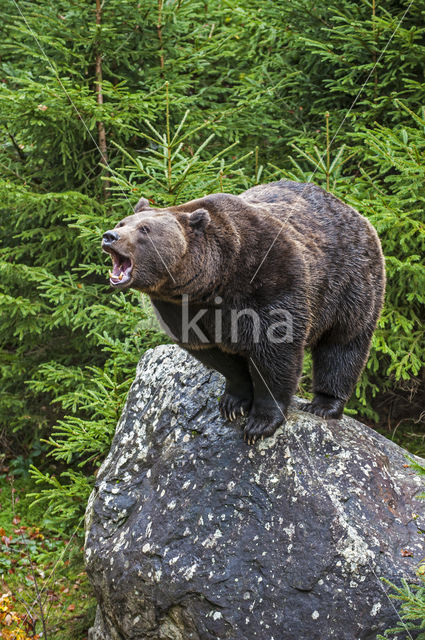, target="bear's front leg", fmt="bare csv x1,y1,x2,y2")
244,344,304,444
184,347,253,421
